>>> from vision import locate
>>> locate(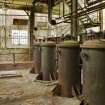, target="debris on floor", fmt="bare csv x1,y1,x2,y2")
0,70,22,79
0,70,81,105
